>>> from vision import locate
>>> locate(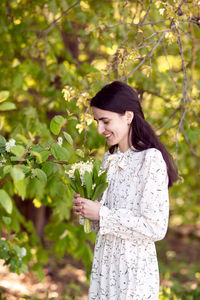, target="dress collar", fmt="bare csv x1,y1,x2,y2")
116,145,135,156
104,146,135,172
